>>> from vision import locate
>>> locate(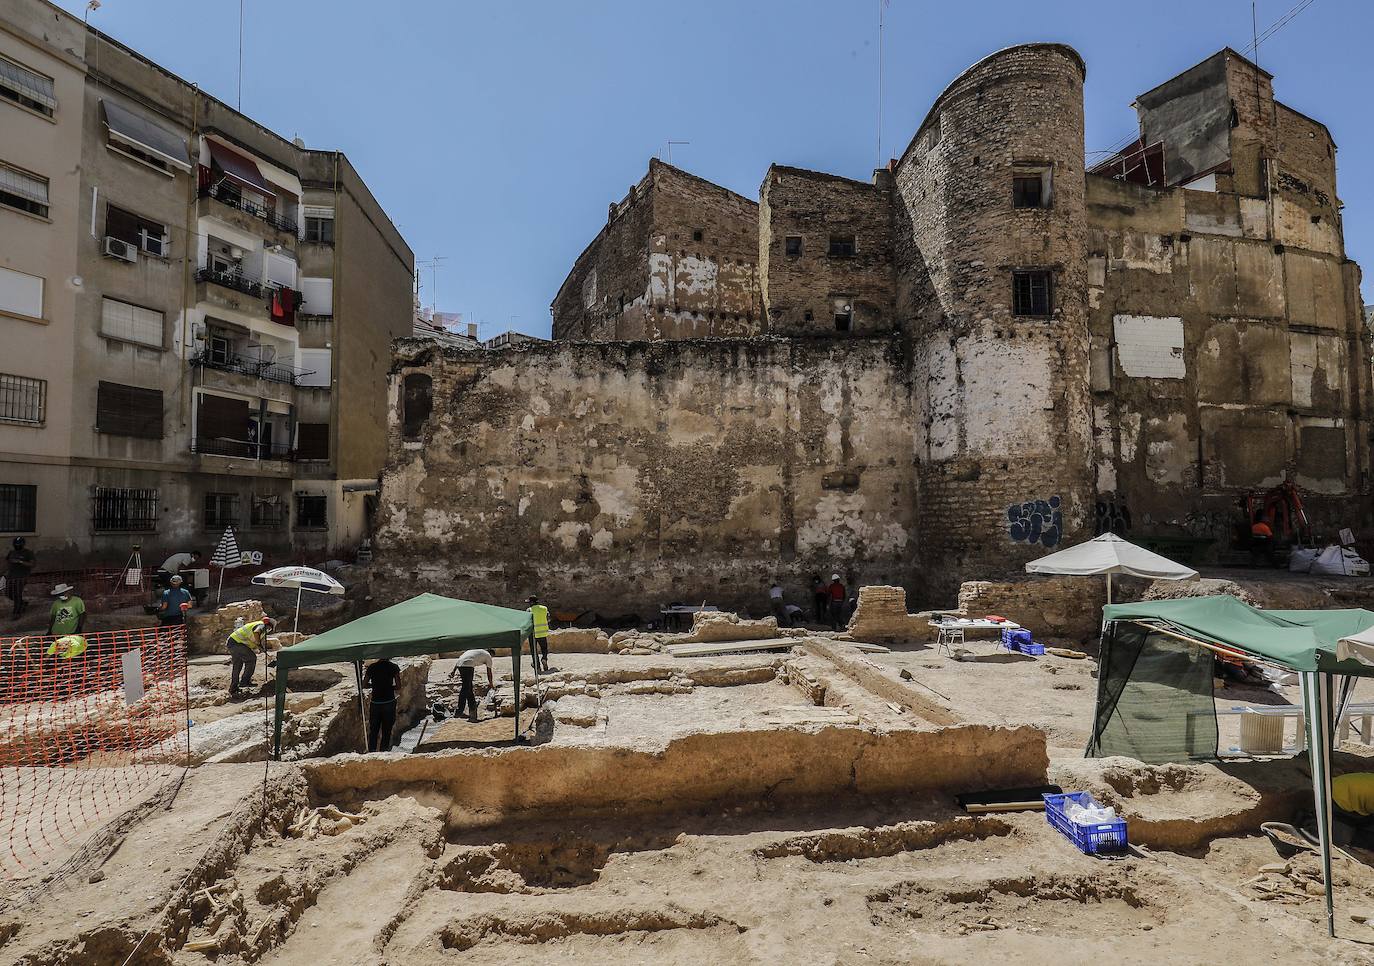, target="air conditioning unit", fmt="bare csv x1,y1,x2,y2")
140,230,167,258
103,236,137,263
229,245,245,259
